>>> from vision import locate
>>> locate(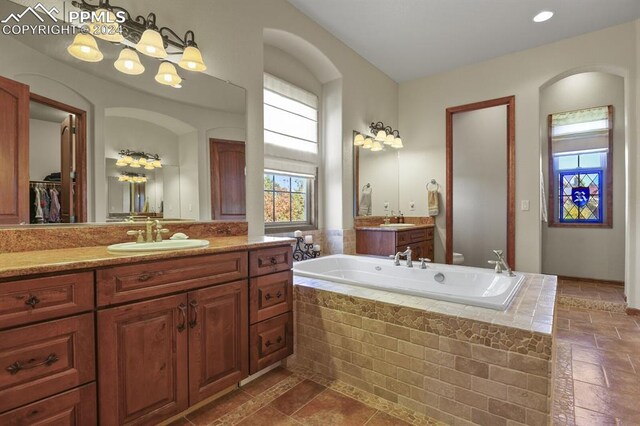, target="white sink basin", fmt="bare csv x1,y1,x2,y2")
107,239,210,253
379,223,417,228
